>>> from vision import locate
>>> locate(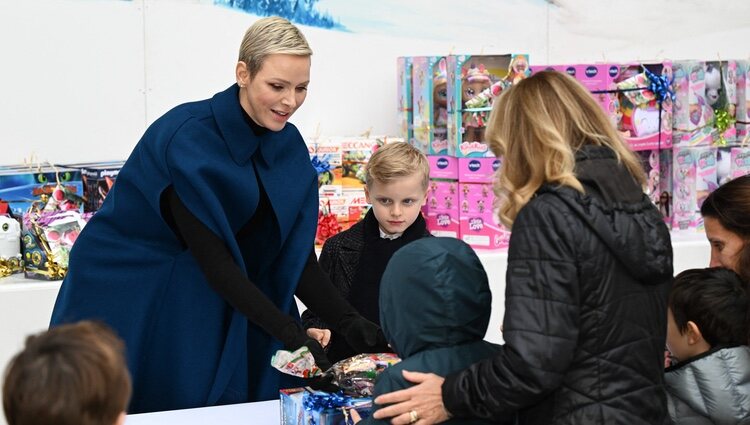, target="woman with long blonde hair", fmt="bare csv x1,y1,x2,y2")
374,71,673,425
